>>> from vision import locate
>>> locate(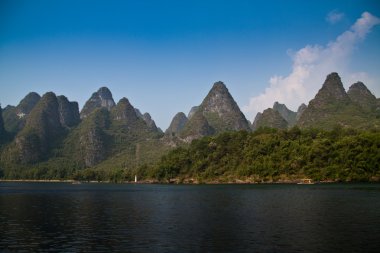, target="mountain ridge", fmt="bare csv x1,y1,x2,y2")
179,81,250,141
273,102,297,126
1,72,379,180
80,87,116,119
252,108,288,130
297,72,376,129
2,92,41,135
